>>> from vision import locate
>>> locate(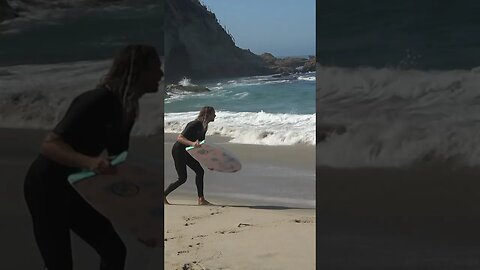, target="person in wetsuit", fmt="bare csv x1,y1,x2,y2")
23,44,163,270
164,106,216,206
